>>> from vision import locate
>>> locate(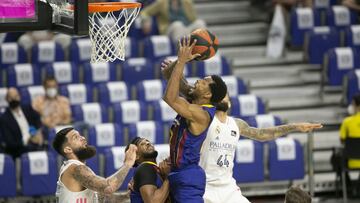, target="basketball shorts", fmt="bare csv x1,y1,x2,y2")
168,165,206,203
203,183,250,203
